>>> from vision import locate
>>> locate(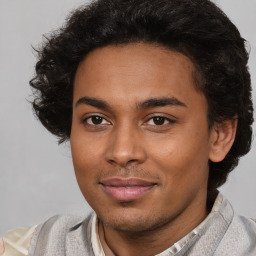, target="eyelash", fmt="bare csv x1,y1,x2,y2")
82,115,111,126
82,114,176,127
145,116,176,126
